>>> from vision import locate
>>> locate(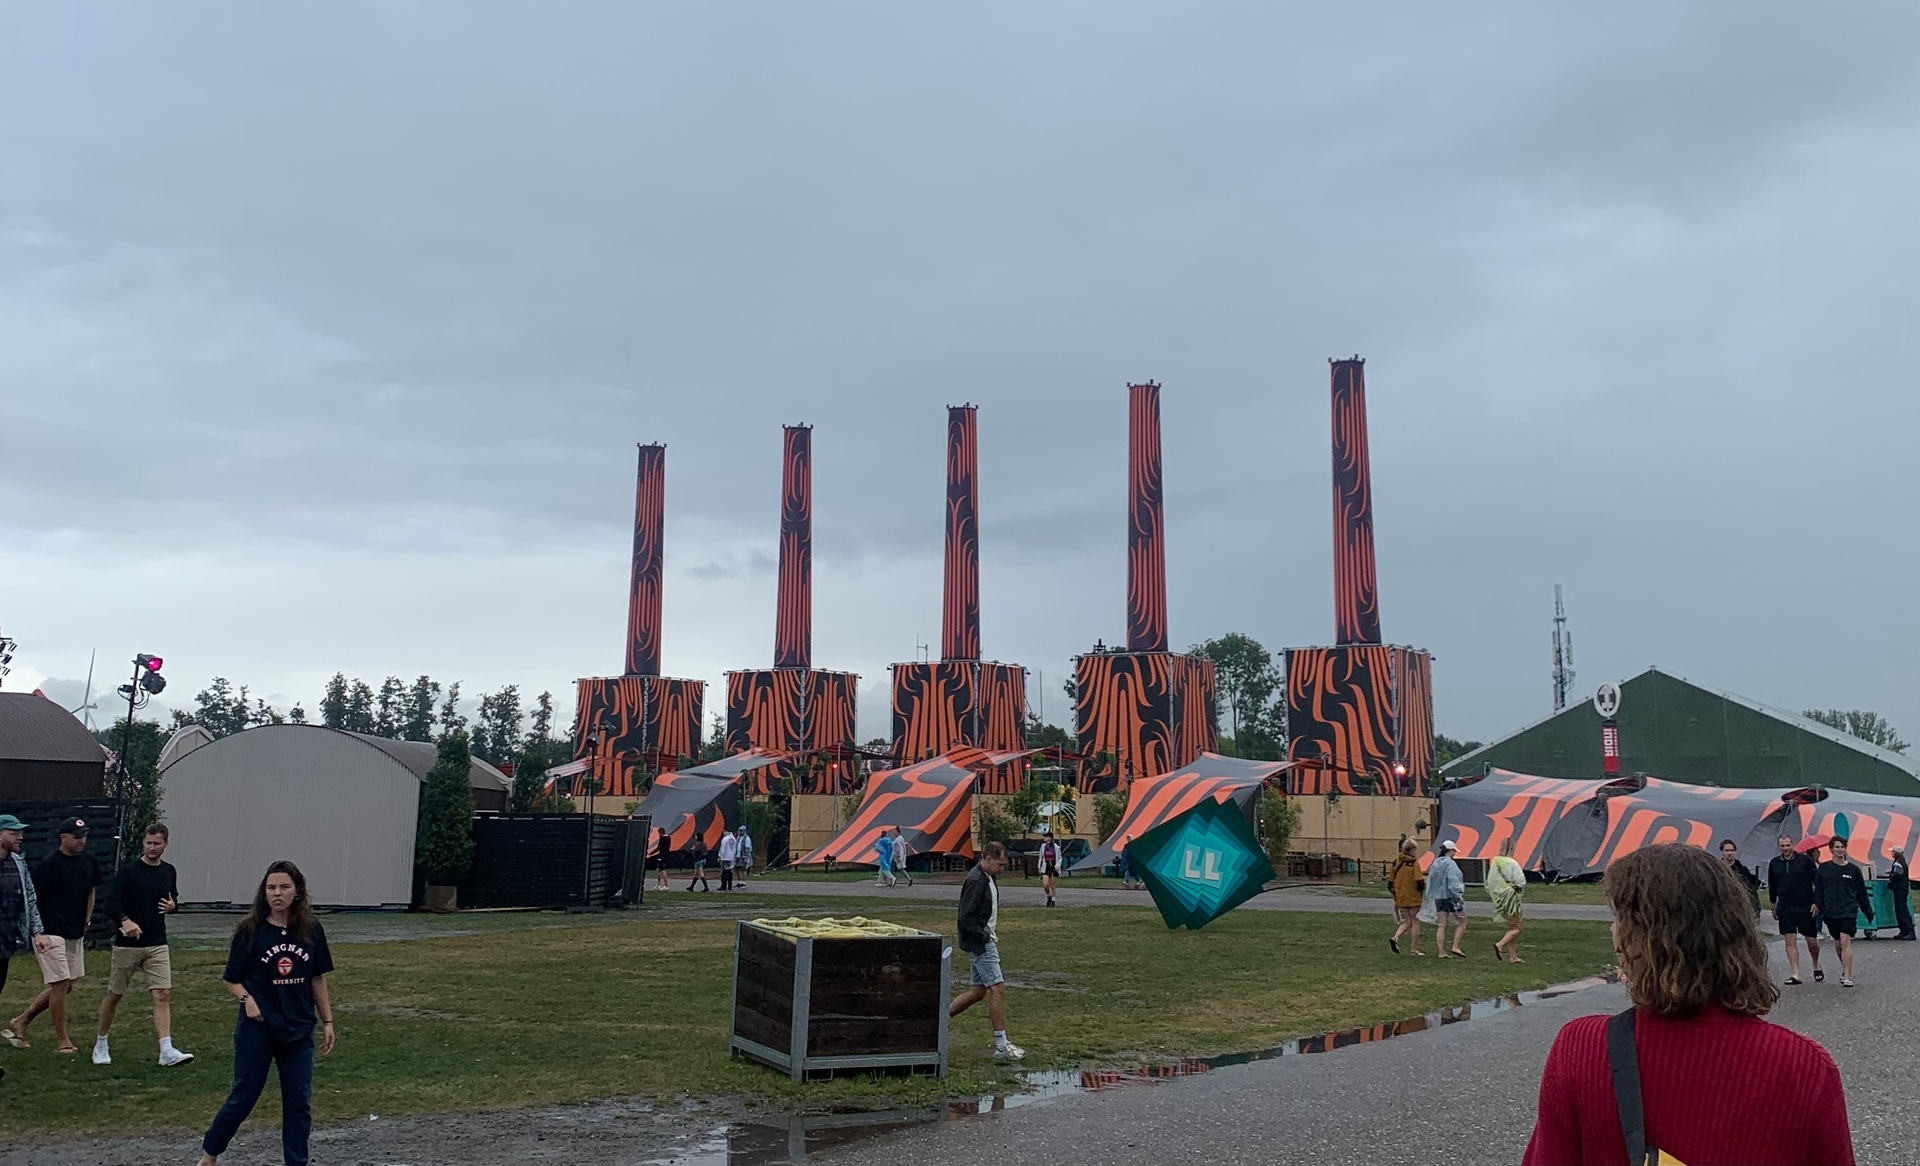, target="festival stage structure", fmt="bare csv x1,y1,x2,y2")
1073,383,1218,784
1284,360,1434,797
572,444,706,800
888,406,1028,794
726,426,860,794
